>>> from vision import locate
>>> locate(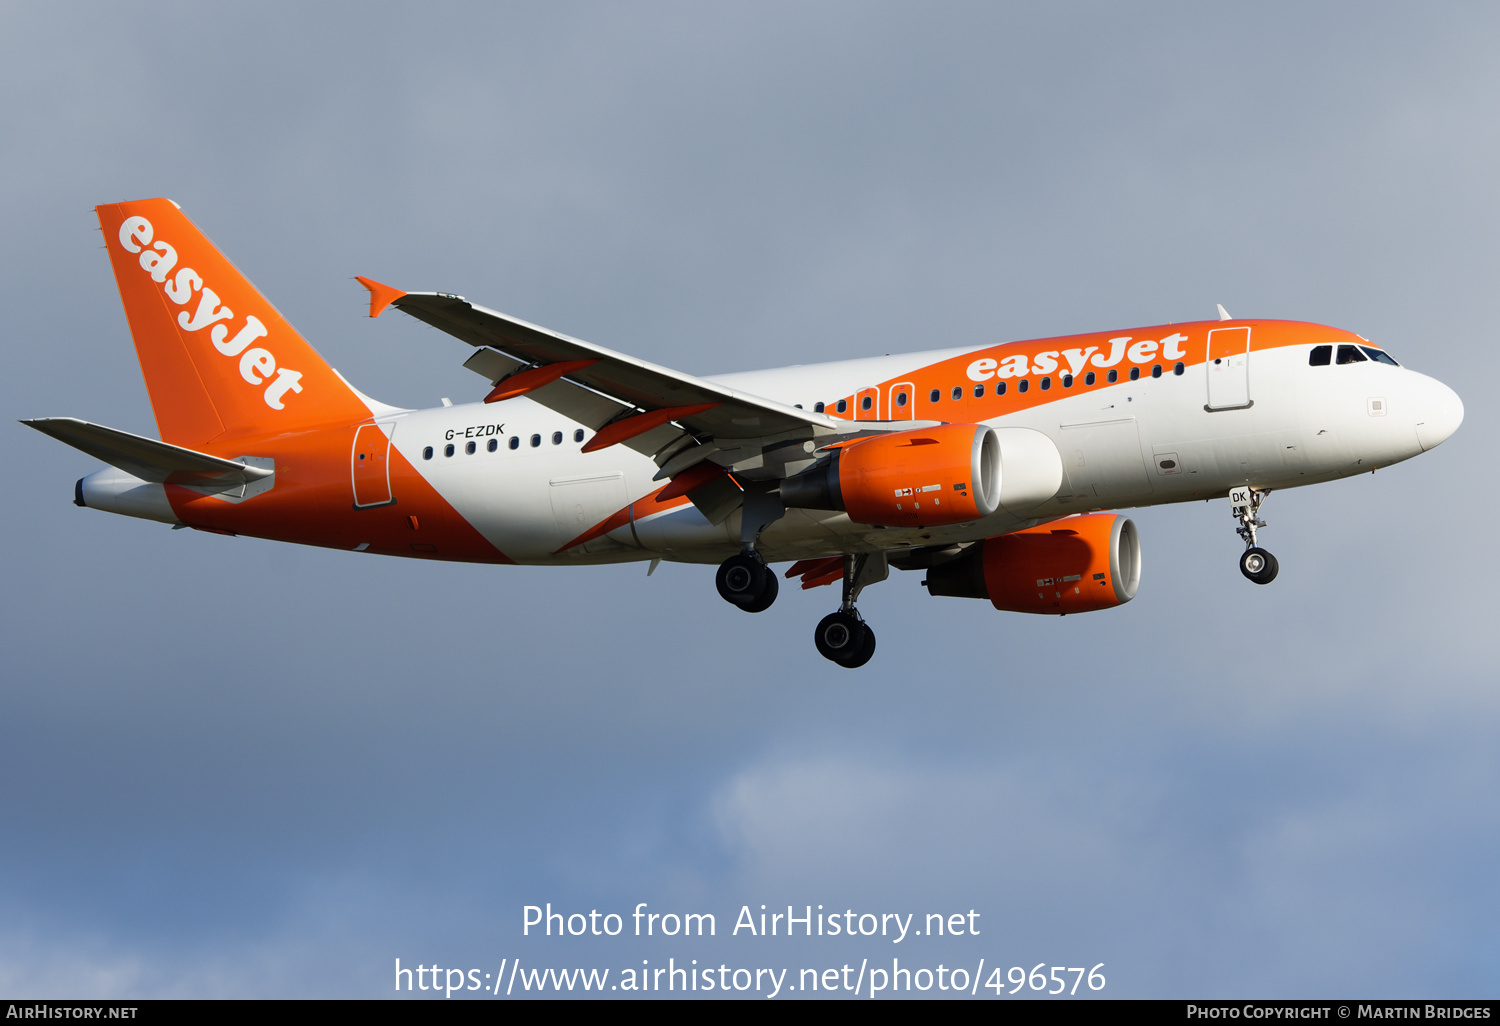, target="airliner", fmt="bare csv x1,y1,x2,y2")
24,199,1464,667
